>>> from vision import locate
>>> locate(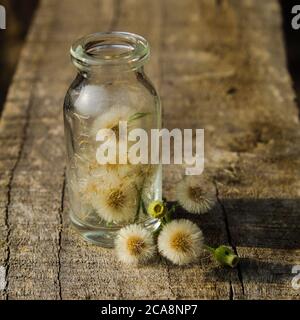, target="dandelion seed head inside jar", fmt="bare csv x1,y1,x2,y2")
64,32,162,247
